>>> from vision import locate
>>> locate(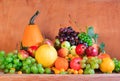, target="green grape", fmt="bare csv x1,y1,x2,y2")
4,69,9,73
9,69,15,74
91,63,99,69
0,57,5,64
7,52,14,57
22,65,29,71
0,64,5,69
38,67,45,74
18,62,23,67
81,63,86,68
97,59,102,64
81,60,86,64
13,54,18,59
31,65,38,74
86,64,90,69
31,58,36,63
0,50,5,57
84,68,95,74
60,71,68,74
78,32,93,46
13,59,20,65
83,56,88,61
13,64,17,68
25,68,31,74
5,57,13,63
37,64,42,68
25,58,32,65
45,68,51,74
6,63,13,69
